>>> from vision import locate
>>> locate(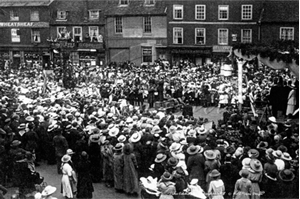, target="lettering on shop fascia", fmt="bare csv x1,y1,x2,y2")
171,49,211,54
212,45,232,52
0,22,49,28
50,41,103,49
